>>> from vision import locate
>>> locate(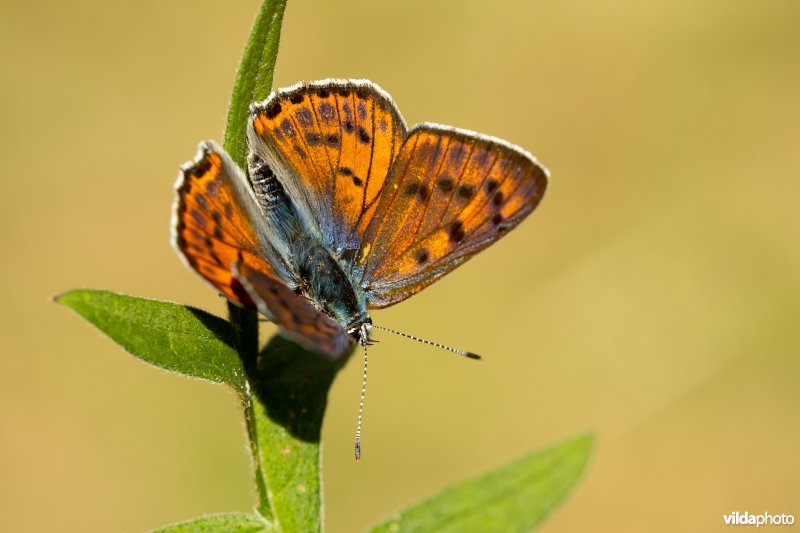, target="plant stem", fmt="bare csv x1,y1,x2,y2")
250,335,348,532
227,303,273,522
229,302,350,531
